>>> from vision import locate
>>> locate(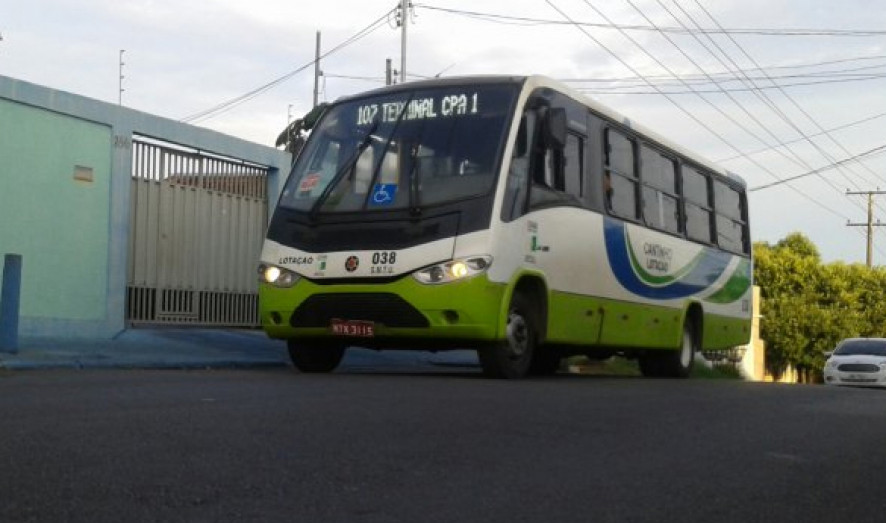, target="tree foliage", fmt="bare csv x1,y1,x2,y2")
754,232,886,379
275,103,329,162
